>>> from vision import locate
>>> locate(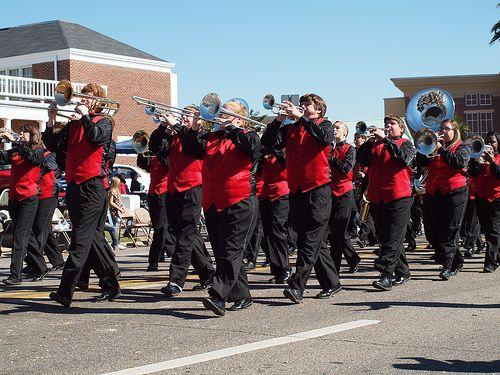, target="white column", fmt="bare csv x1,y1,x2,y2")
170,73,178,107
3,118,12,150
38,120,46,133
